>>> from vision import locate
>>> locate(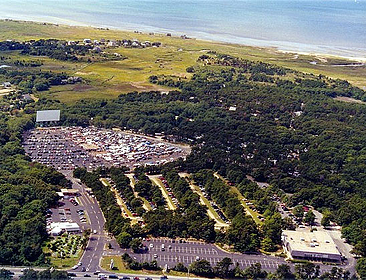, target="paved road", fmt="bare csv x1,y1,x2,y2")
0,266,212,280
60,171,354,276
62,171,110,273
114,238,289,272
